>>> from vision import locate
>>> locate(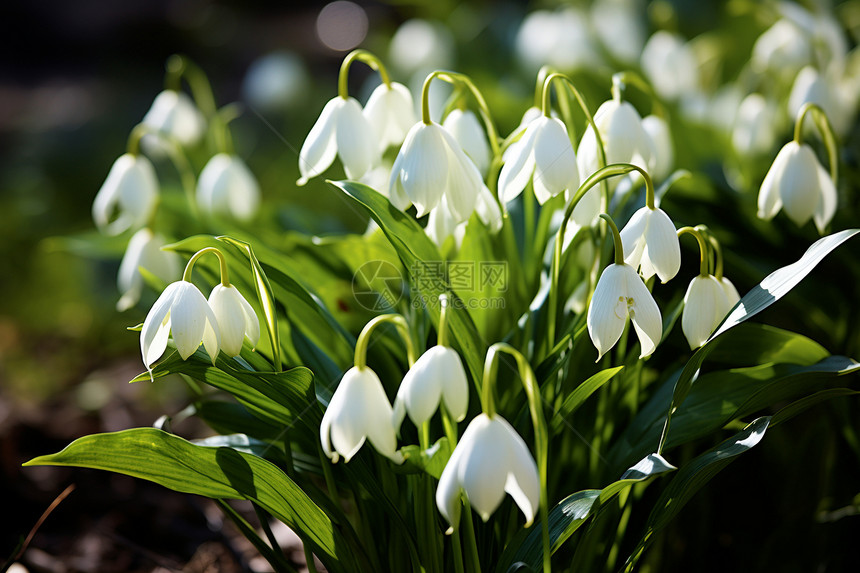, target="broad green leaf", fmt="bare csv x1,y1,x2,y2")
24,428,364,573
193,433,290,466
496,453,674,572
330,179,486,384
658,229,859,450
397,437,453,479
194,400,286,442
